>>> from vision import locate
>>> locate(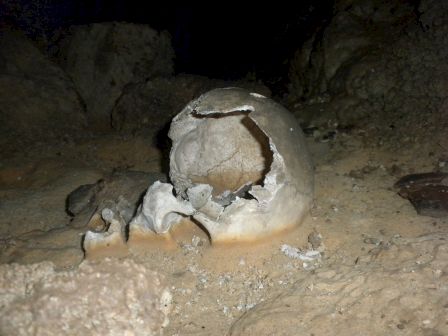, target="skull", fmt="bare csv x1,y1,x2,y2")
84,87,314,254
130,87,314,244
